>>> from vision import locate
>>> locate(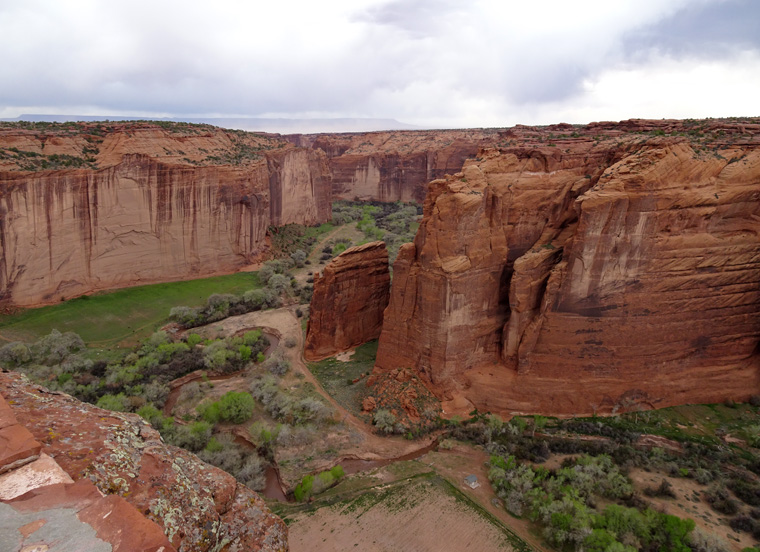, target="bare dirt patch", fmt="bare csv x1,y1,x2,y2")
288,475,521,552
423,443,552,552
